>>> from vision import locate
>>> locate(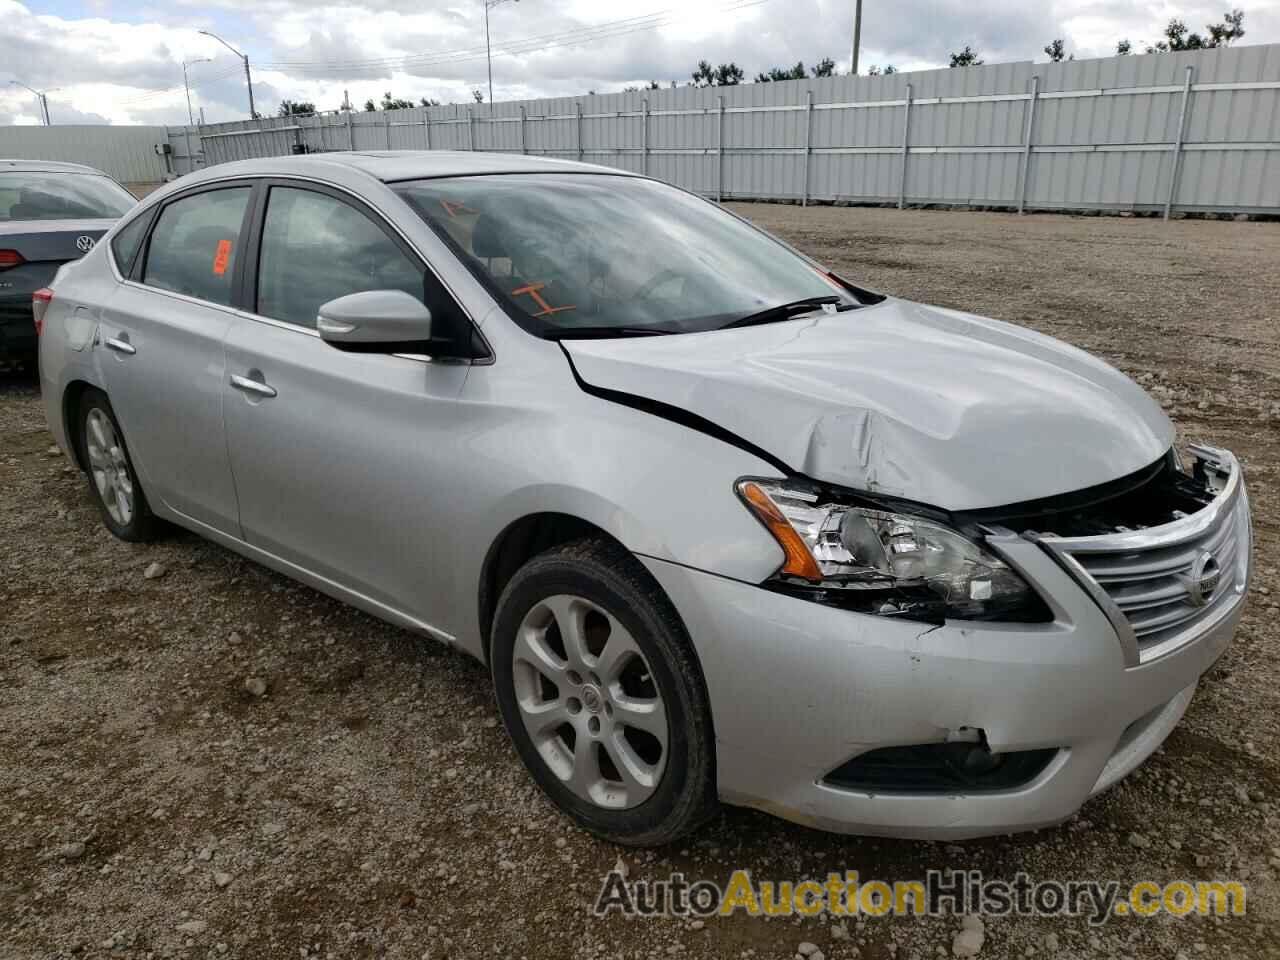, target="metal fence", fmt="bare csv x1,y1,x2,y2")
164,42,1271,217
0,124,172,193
